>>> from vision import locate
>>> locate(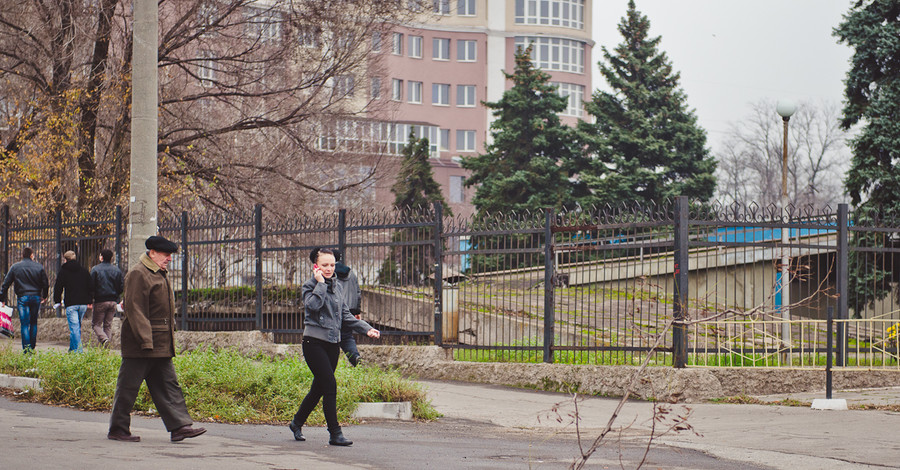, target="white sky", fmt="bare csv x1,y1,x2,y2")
591,0,854,152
